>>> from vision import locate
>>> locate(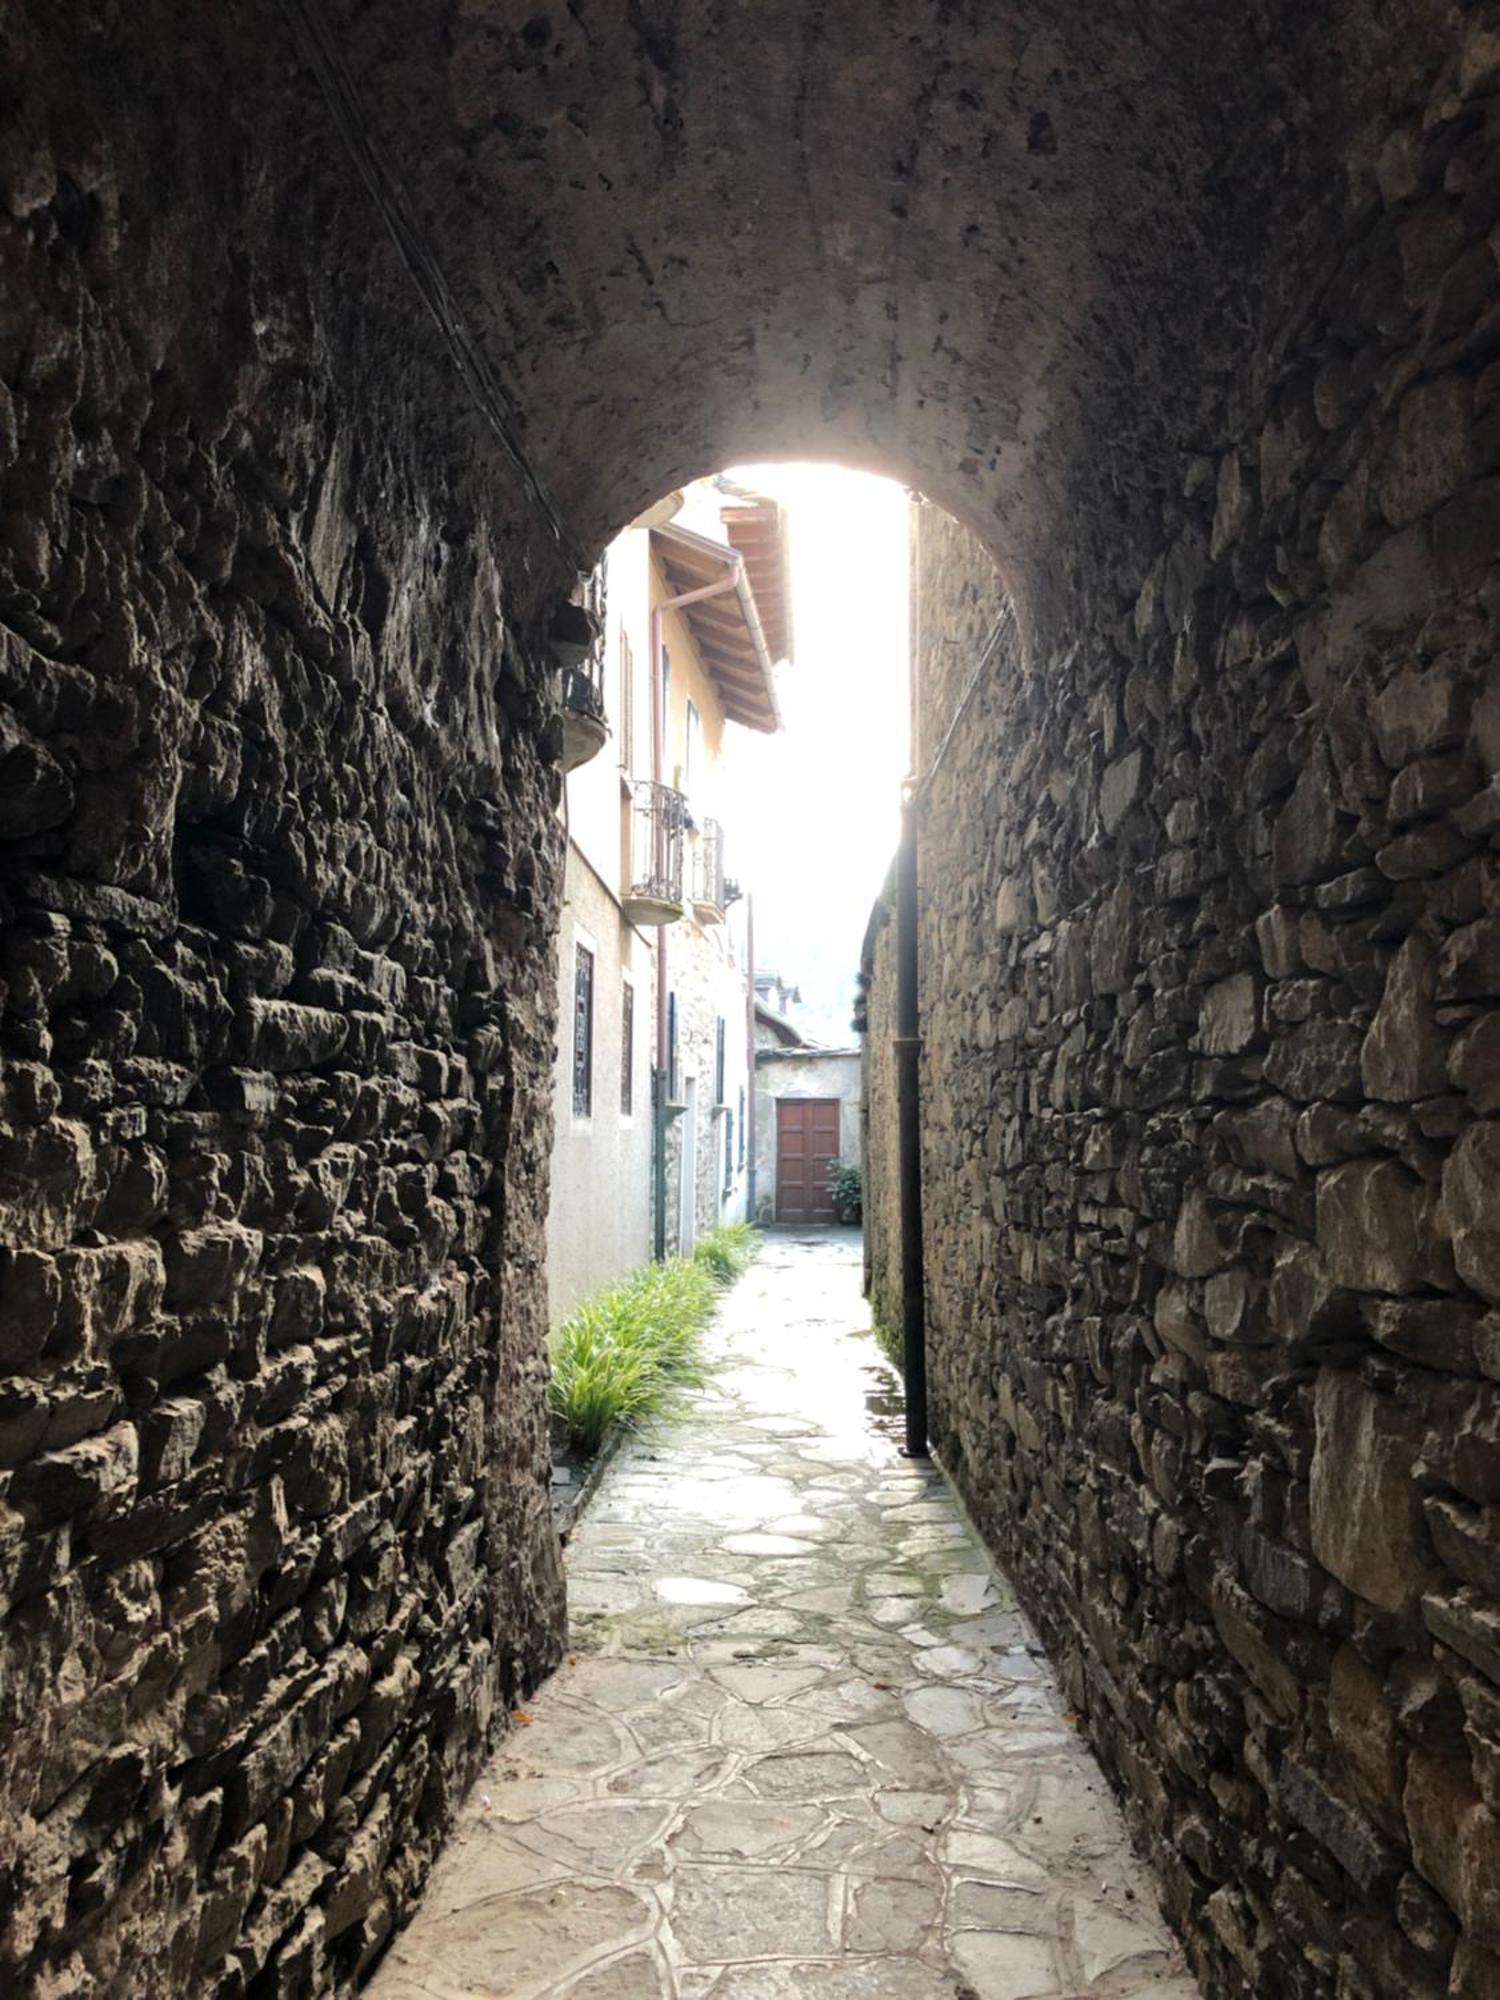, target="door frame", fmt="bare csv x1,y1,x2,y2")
773,1095,842,1224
